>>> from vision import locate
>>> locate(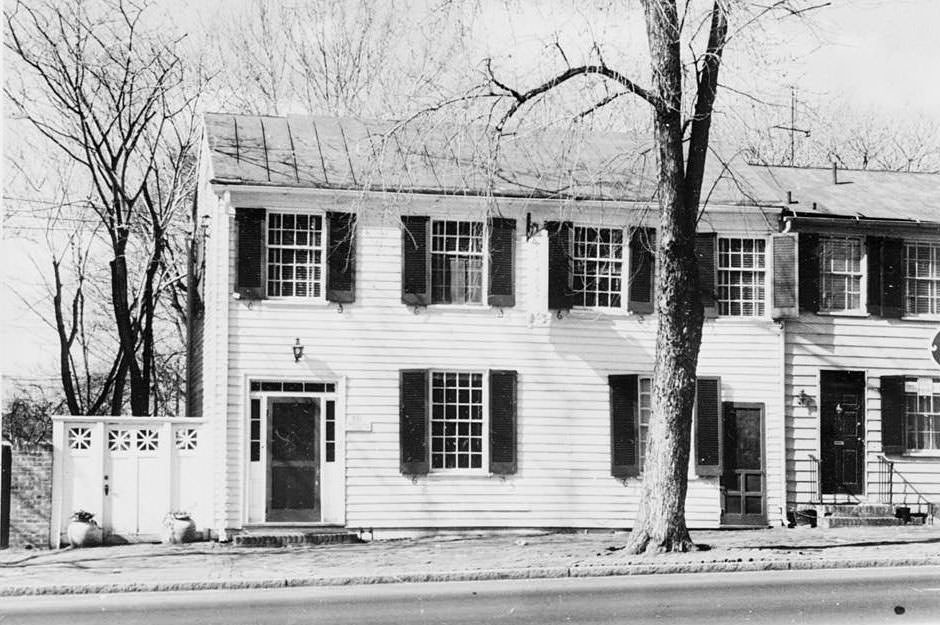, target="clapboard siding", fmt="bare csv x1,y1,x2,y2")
214,189,786,530
784,314,940,509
